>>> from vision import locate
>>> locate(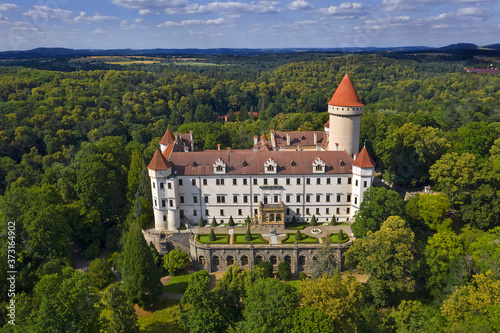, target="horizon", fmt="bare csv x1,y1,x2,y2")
0,1,499,52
